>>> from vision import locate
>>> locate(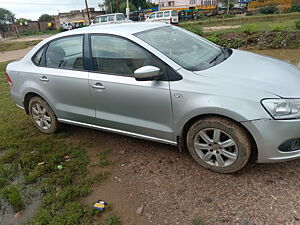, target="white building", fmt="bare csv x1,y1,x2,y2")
153,0,218,10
